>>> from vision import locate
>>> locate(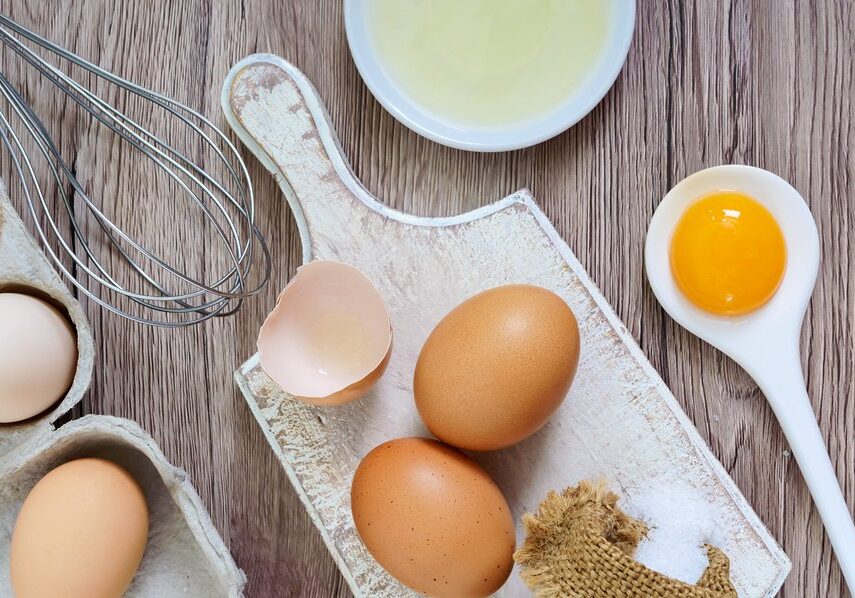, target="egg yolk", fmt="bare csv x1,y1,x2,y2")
670,191,787,316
